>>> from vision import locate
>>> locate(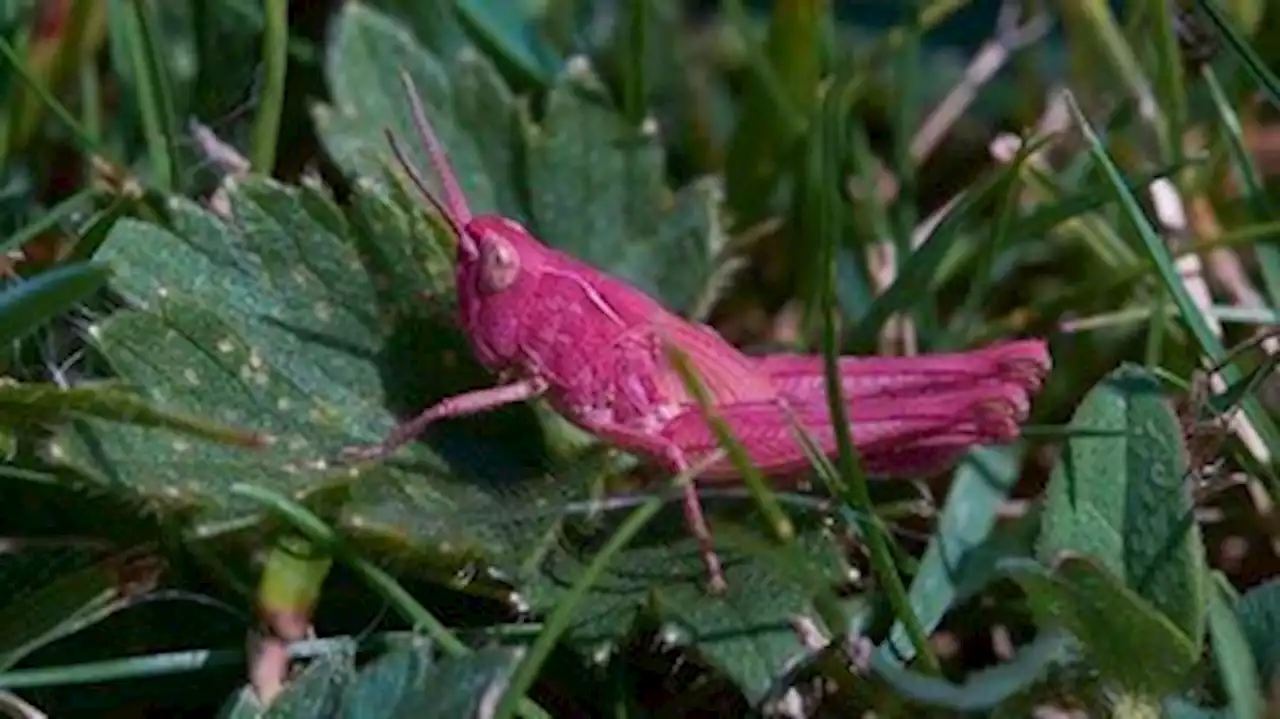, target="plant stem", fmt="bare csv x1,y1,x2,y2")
251,0,289,174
